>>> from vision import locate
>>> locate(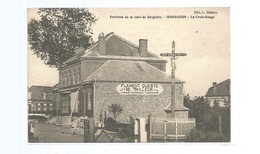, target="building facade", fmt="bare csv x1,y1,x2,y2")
55,32,188,123
28,86,54,114
205,79,230,107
